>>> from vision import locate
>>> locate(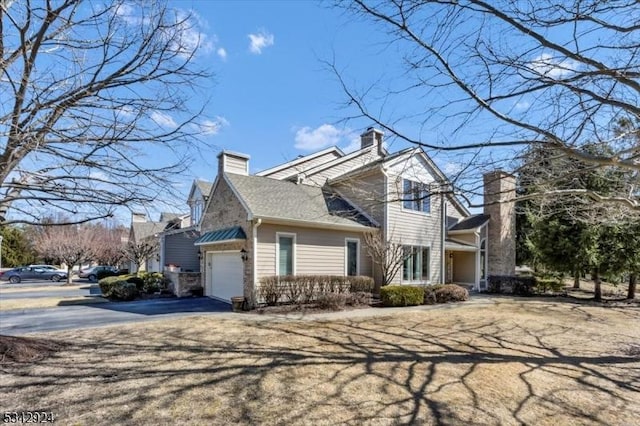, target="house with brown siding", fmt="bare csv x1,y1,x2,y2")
195,128,515,306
